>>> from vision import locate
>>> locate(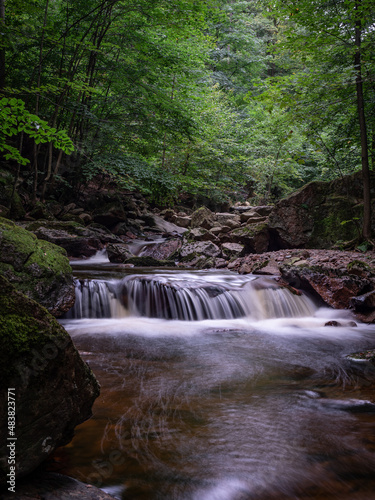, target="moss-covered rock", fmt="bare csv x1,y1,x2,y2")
268,171,375,249
0,276,100,485
0,217,74,316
